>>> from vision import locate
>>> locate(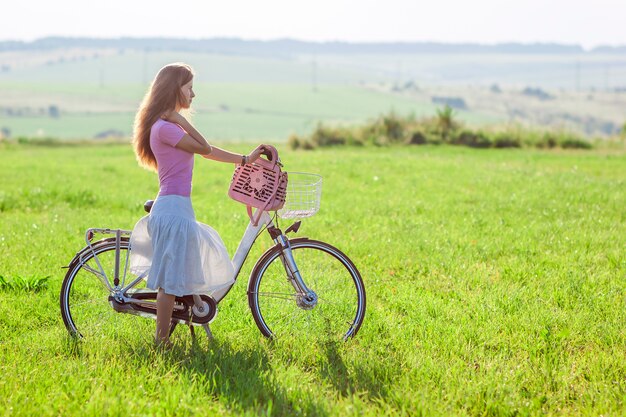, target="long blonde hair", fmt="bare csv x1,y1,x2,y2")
133,63,194,170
